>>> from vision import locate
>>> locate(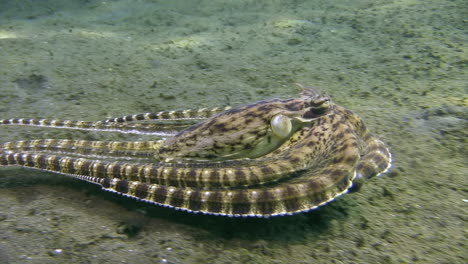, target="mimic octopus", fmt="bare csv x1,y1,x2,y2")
0,87,392,217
